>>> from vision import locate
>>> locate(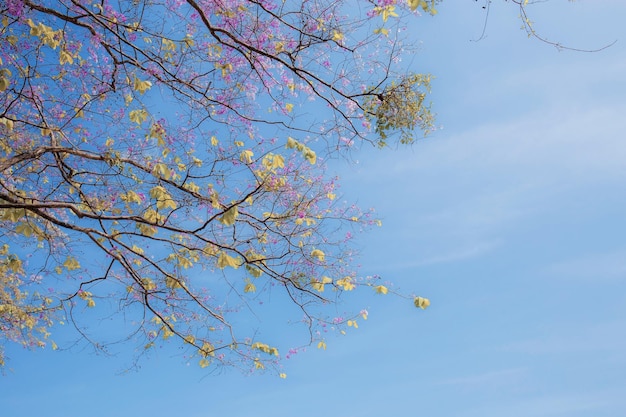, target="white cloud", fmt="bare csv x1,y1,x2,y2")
458,389,624,417
435,367,527,387
545,248,626,282
410,239,502,266
339,100,626,251
500,320,626,356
